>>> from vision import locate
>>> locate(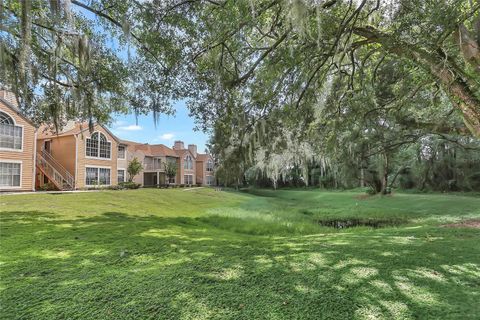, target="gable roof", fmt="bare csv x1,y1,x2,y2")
0,97,36,127
133,143,178,157
174,148,196,159
37,121,120,143
196,153,212,162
